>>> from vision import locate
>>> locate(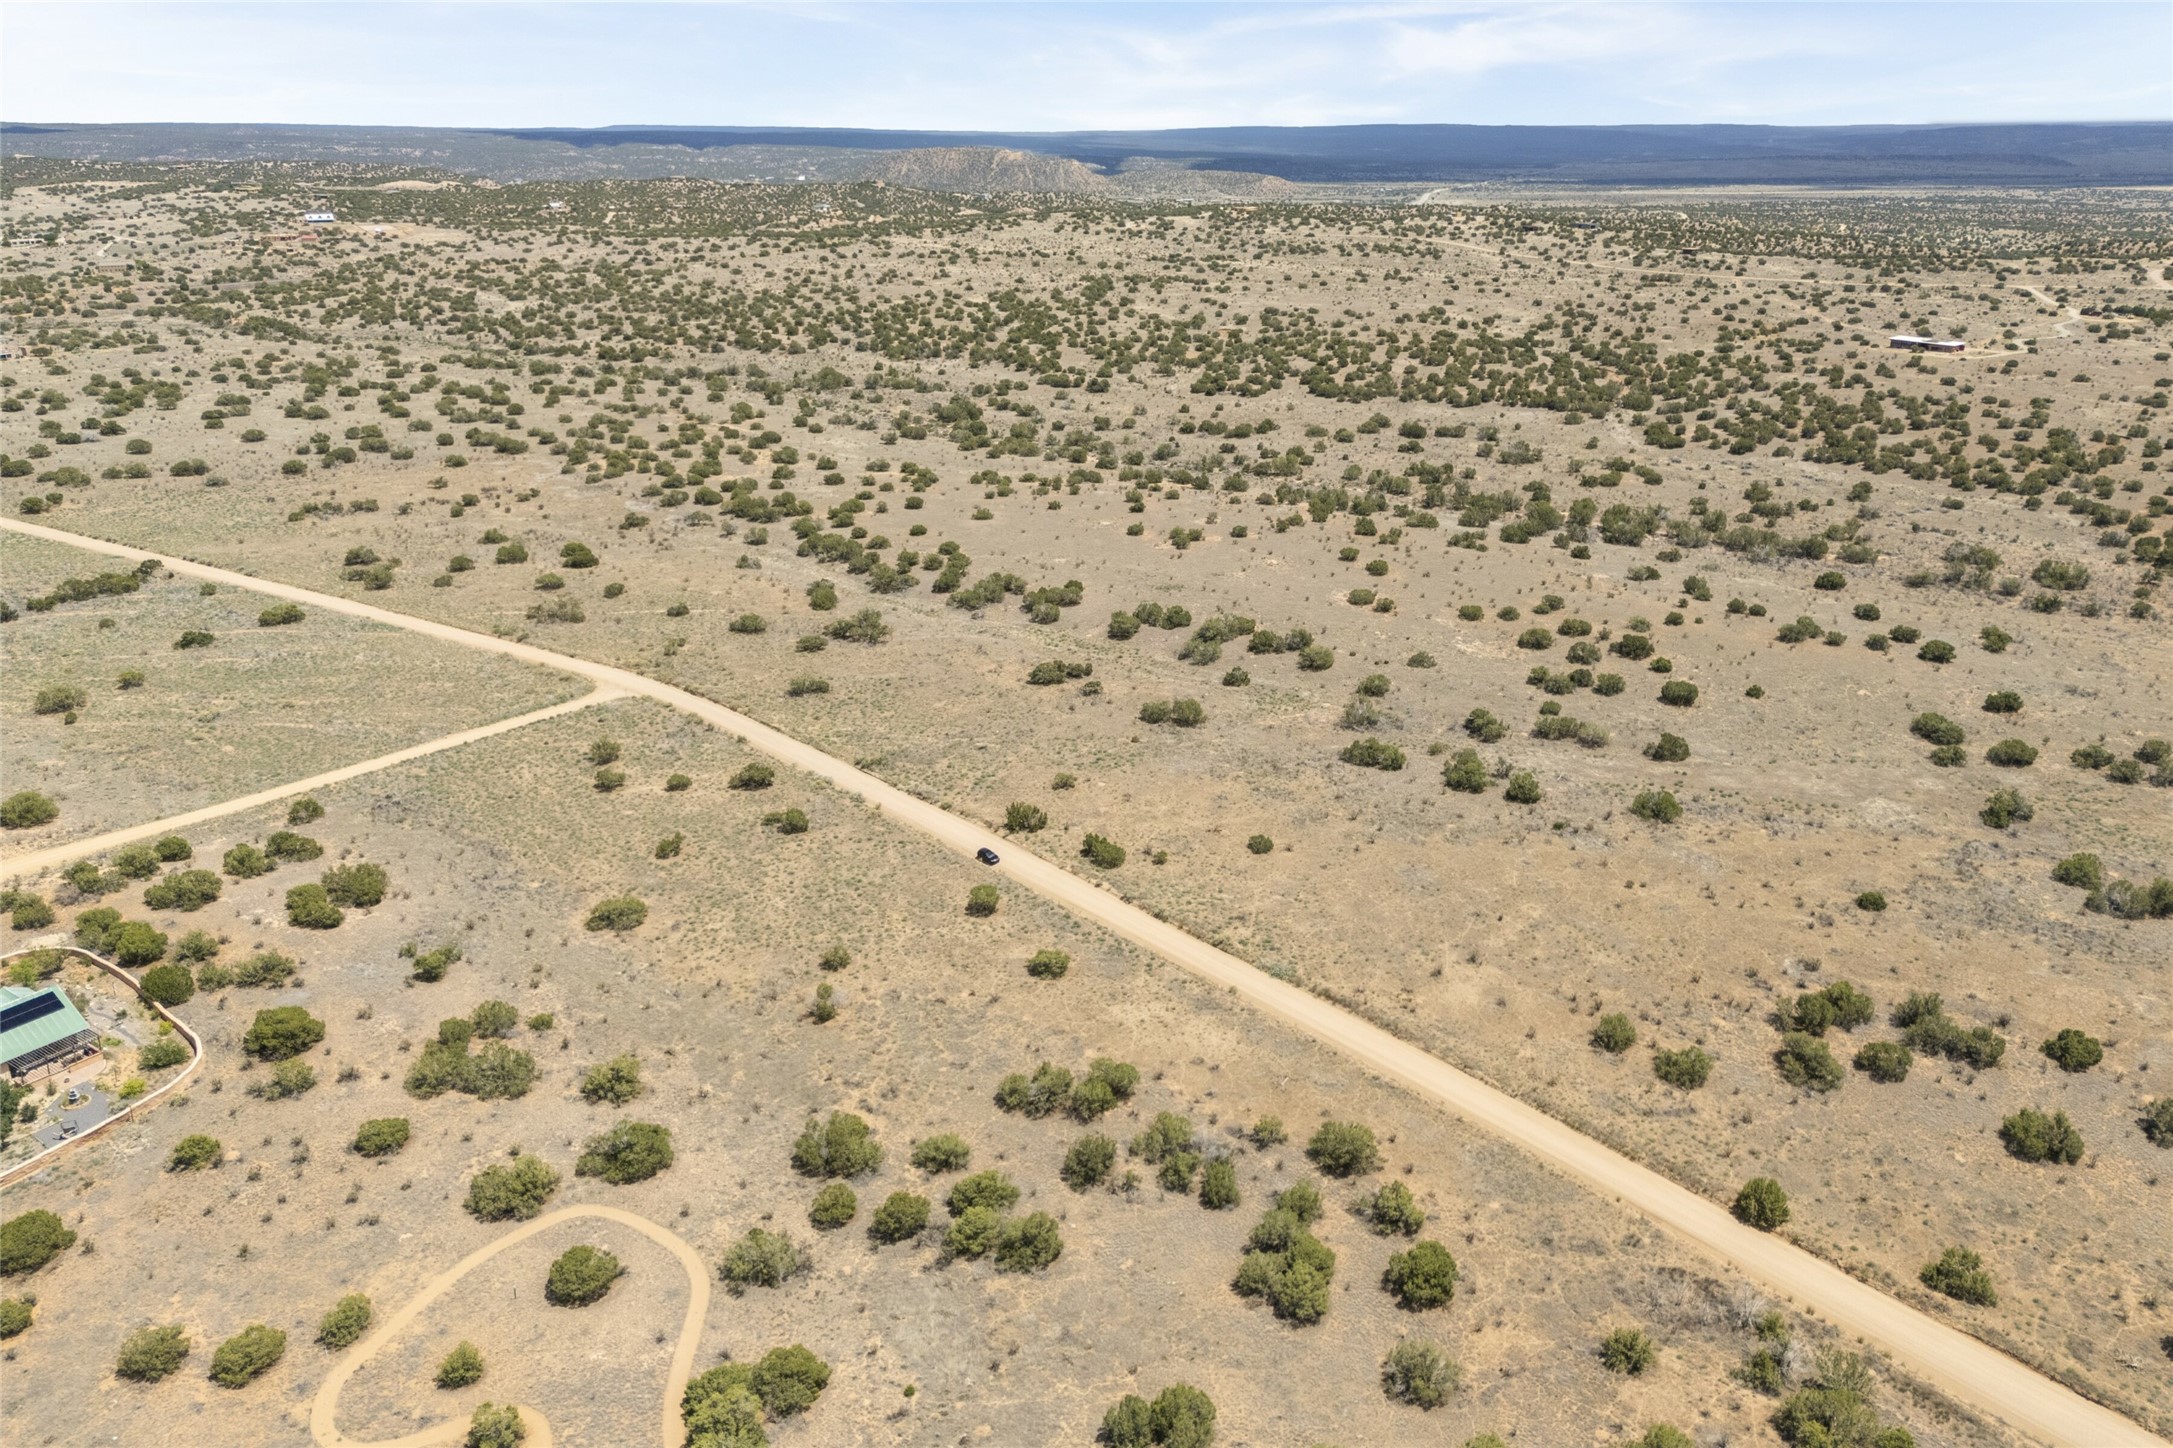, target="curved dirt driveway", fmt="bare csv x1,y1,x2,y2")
309,1205,708,1448
5,517,2161,1448
0,688,621,882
